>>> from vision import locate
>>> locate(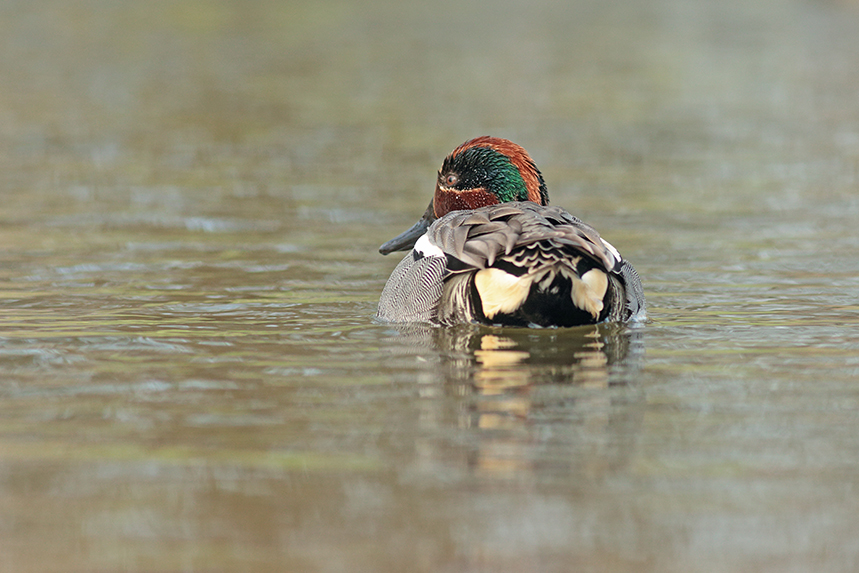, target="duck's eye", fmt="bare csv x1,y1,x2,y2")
444,174,458,187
